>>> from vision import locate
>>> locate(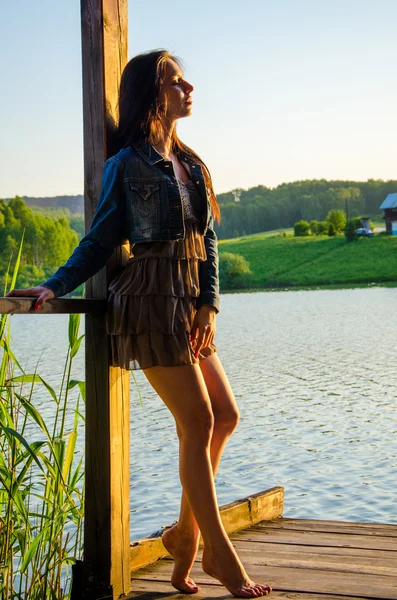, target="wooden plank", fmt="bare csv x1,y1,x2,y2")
257,519,397,538
222,540,397,567
268,518,397,531
132,559,397,599
128,579,370,599
0,297,105,315
162,540,397,574
237,528,397,551
243,557,396,577
72,1,130,599
196,549,397,577
235,565,397,599
130,488,284,571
